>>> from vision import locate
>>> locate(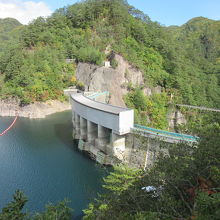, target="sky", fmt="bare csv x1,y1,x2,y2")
0,0,220,26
